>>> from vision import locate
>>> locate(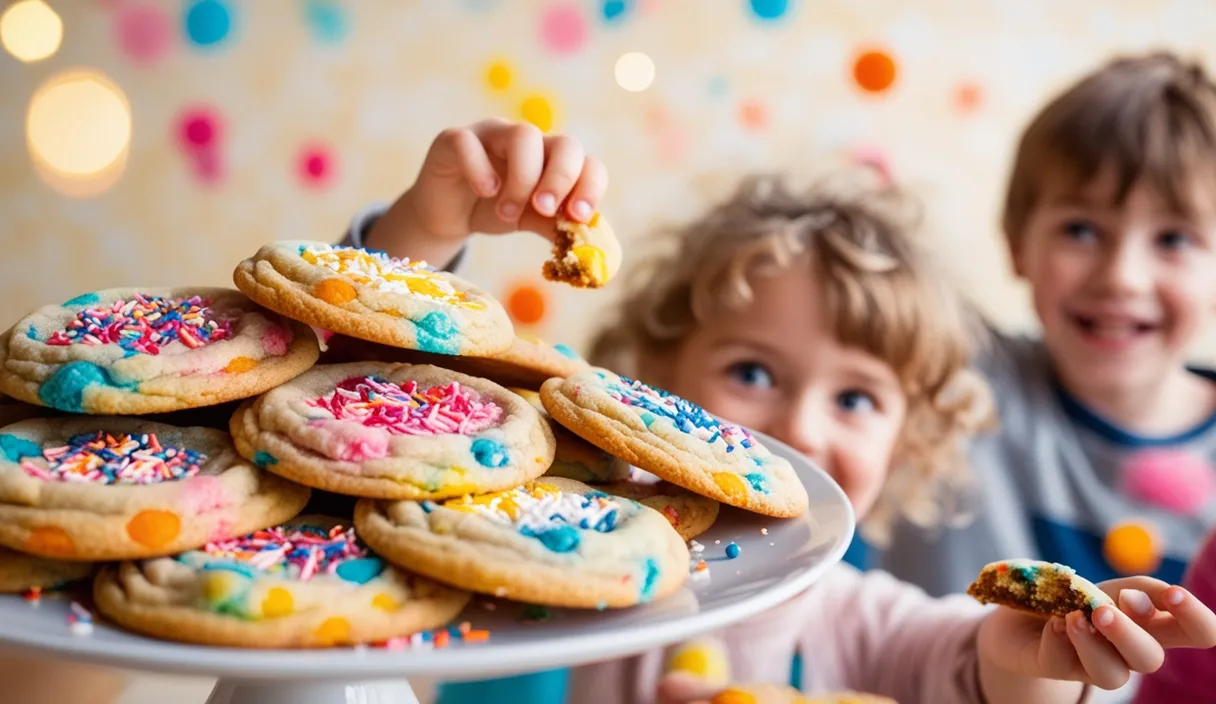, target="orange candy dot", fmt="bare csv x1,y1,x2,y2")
372,593,399,612
262,587,294,618
505,283,547,325
712,472,749,502
313,616,351,646
712,691,758,704
26,526,75,557
126,510,181,549
1104,521,1162,575
853,49,897,93
224,356,257,374
314,278,357,305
